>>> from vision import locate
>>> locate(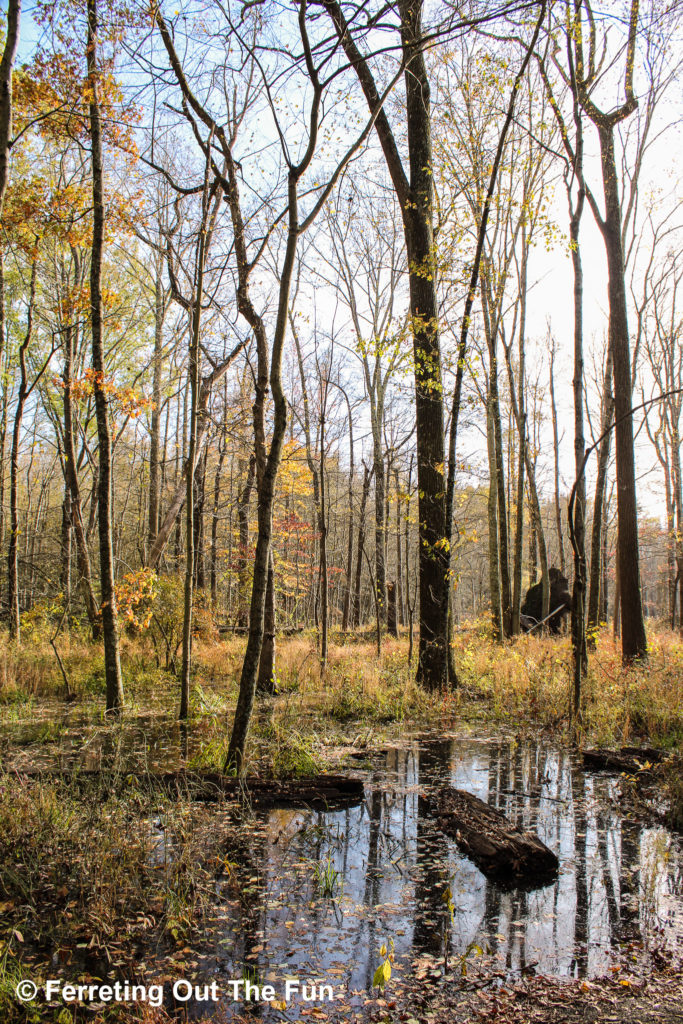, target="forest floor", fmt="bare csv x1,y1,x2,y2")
0,622,682,1022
